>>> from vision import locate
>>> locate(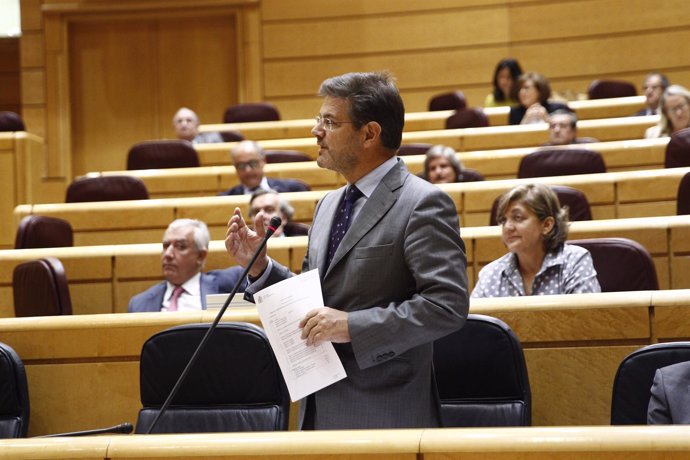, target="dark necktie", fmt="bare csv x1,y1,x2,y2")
326,185,363,267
